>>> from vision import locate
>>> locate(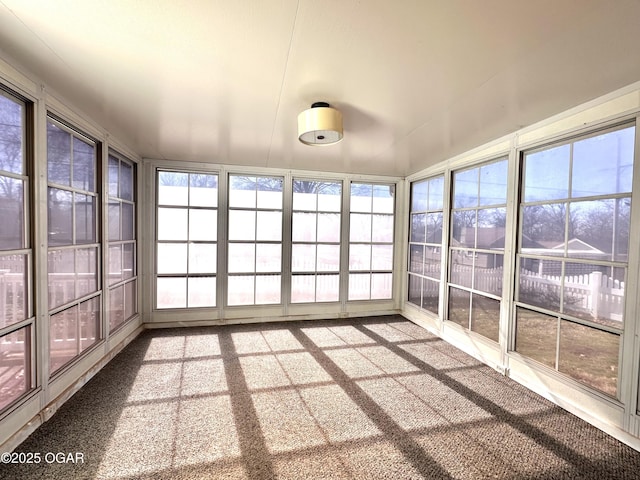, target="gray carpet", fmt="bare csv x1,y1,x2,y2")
1,315,640,479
